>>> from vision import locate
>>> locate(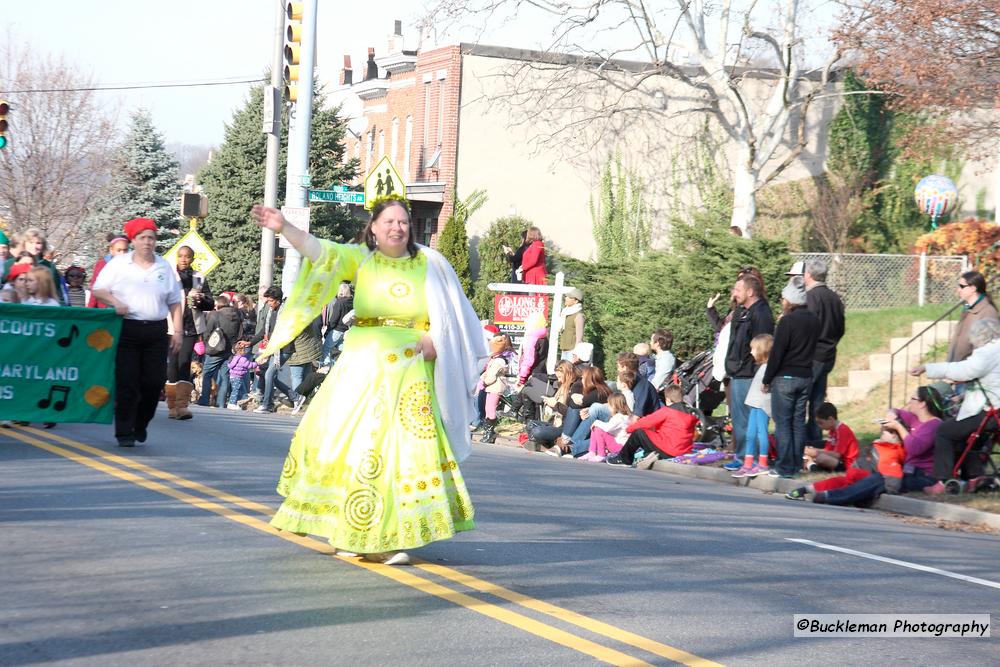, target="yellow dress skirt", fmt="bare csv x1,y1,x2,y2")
269,249,475,553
